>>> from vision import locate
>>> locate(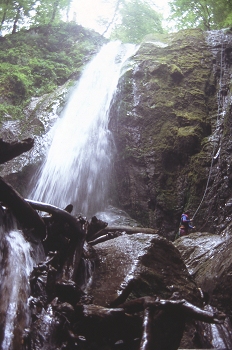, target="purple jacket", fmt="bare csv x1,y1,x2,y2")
181,214,194,229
